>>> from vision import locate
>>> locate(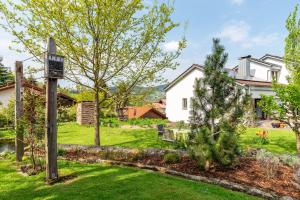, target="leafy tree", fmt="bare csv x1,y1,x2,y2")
259,5,300,155
189,39,249,170
0,57,13,85
0,0,186,146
